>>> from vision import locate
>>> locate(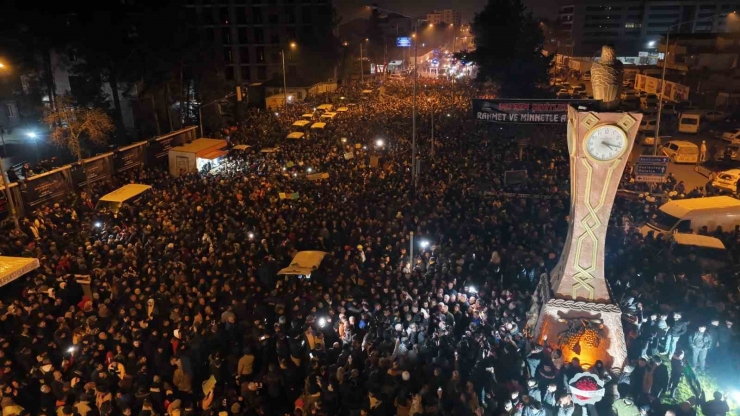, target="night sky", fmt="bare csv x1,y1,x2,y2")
335,0,560,25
